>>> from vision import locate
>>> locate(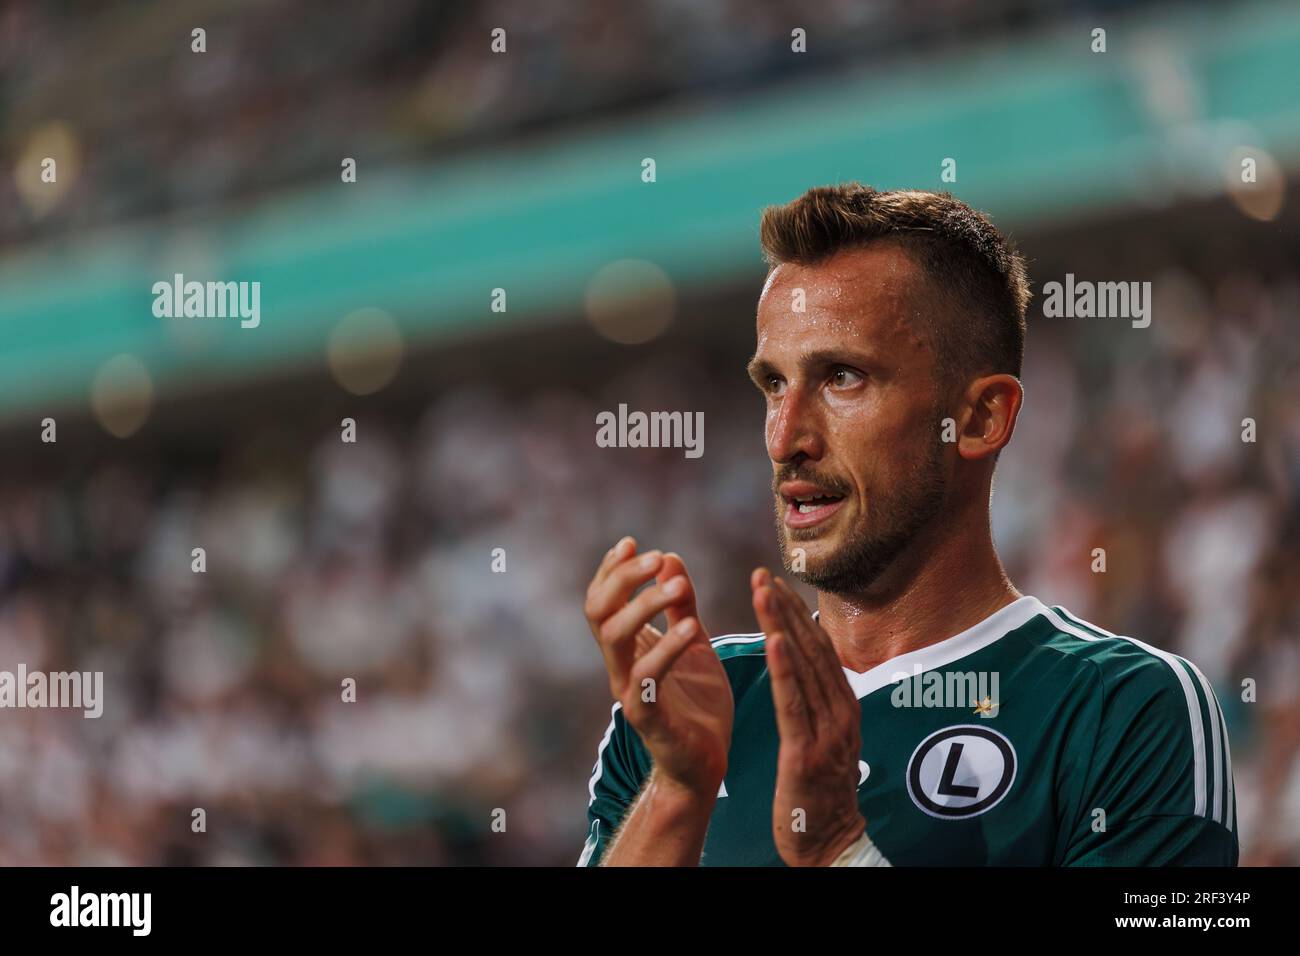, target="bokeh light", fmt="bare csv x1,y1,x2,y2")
1225,146,1285,222
13,120,79,218
90,354,154,438
327,308,405,395
584,259,676,345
